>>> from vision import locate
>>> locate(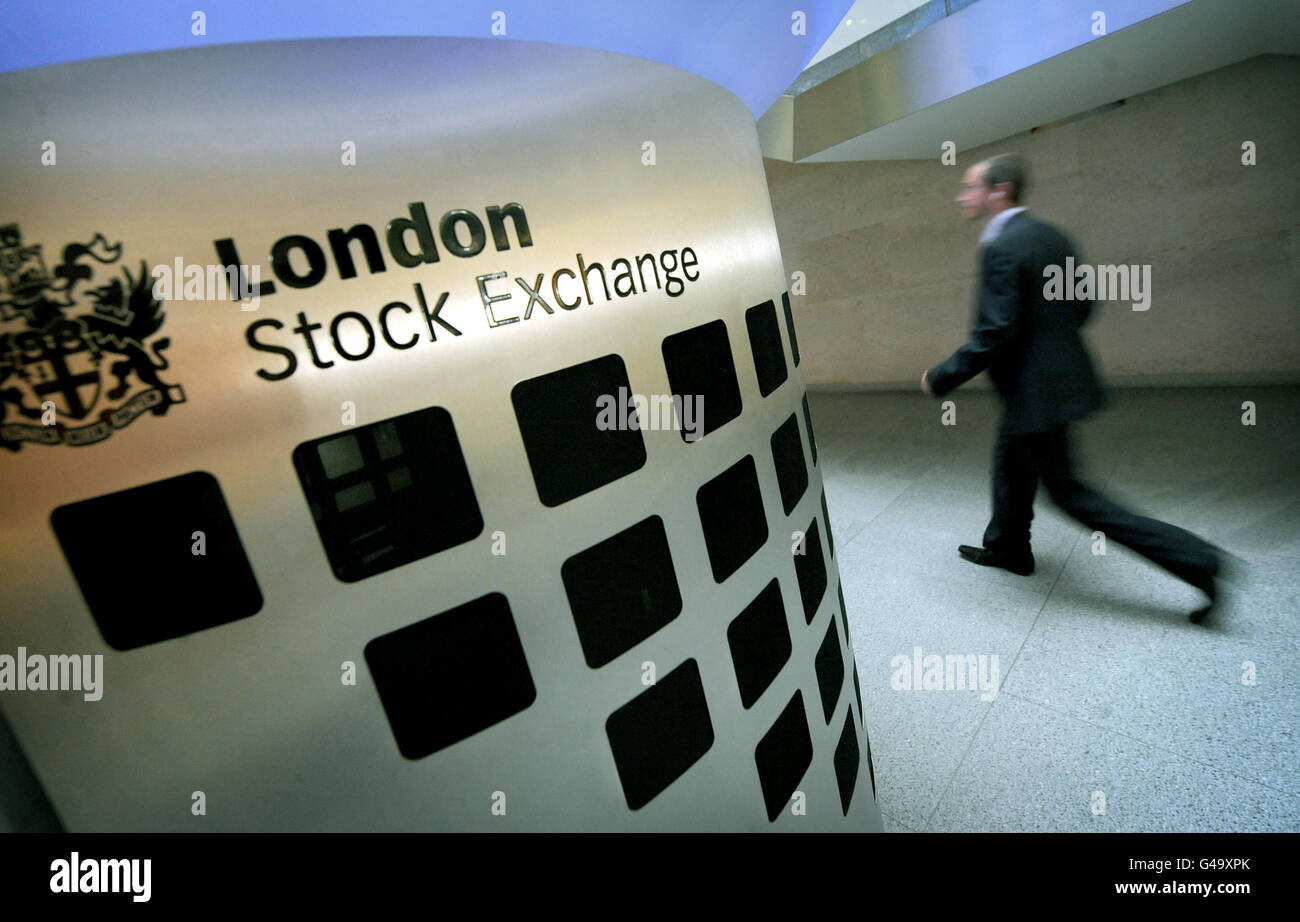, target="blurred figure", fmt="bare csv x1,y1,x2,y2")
921,154,1228,622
